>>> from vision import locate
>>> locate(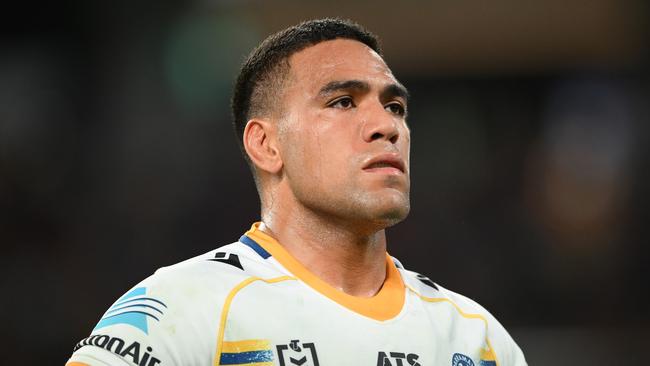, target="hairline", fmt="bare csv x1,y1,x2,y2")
252,38,386,120
232,19,384,188
250,40,393,180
